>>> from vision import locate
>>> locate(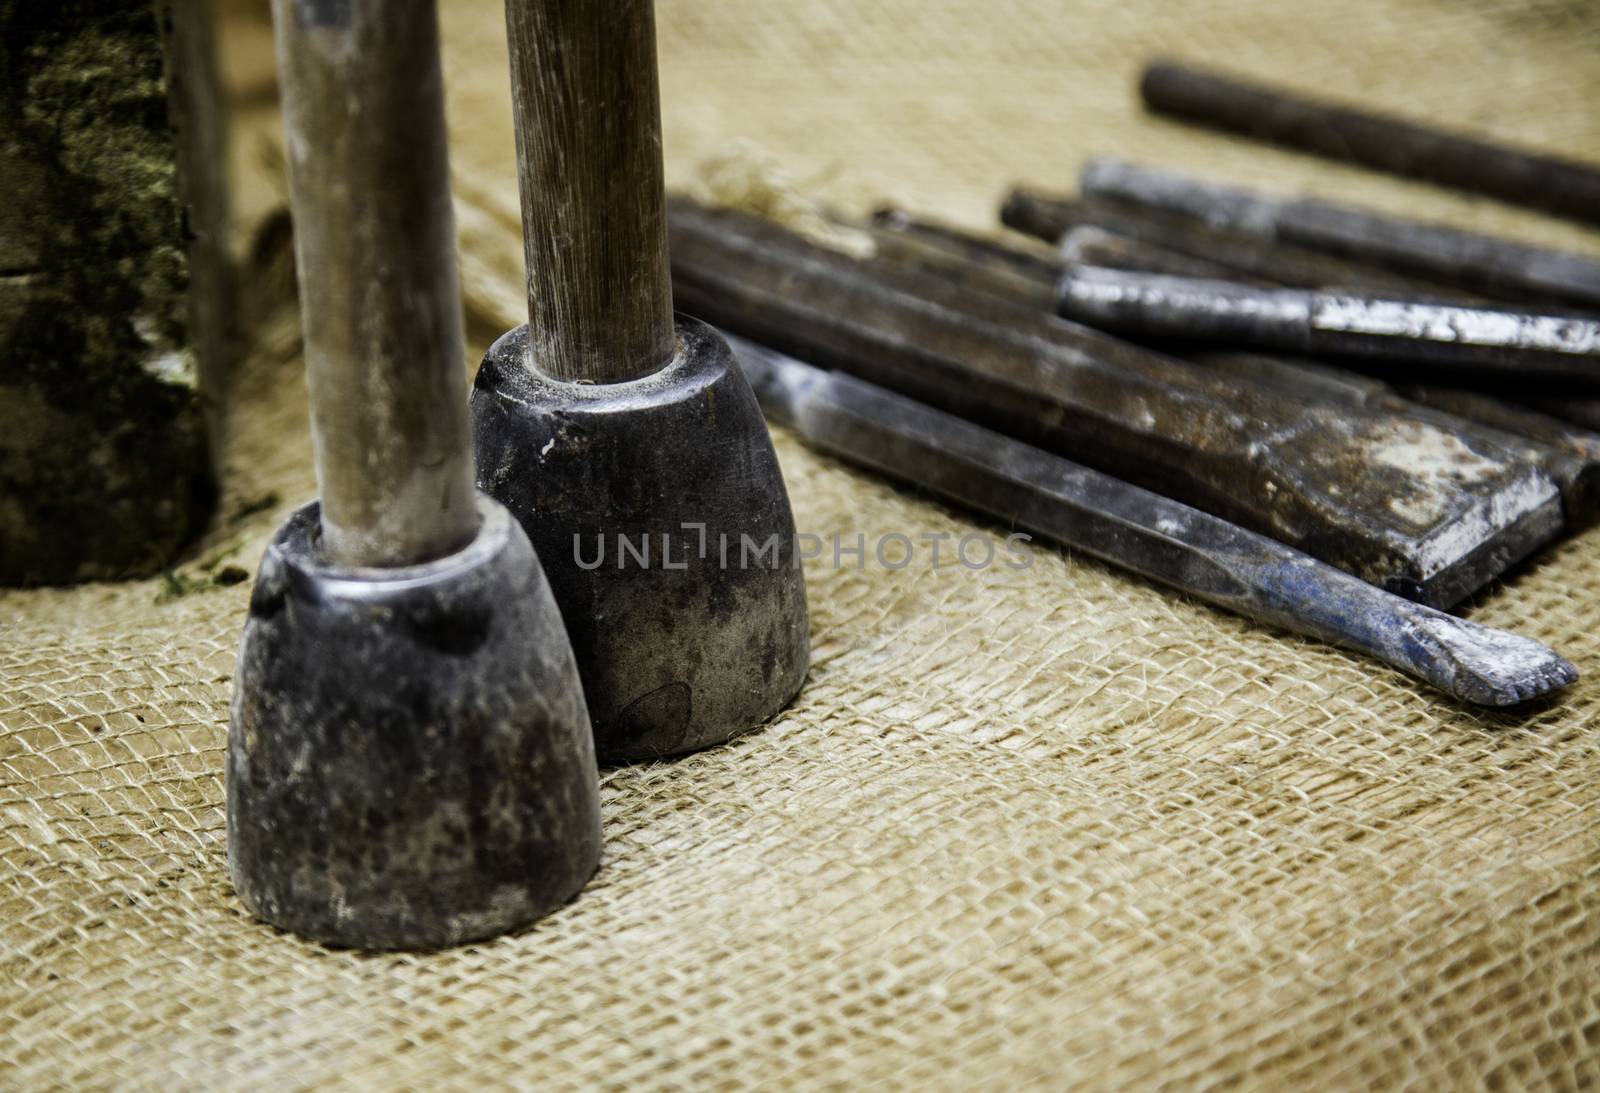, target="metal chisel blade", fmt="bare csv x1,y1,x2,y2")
733,336,1576,707
668,199,1564,609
